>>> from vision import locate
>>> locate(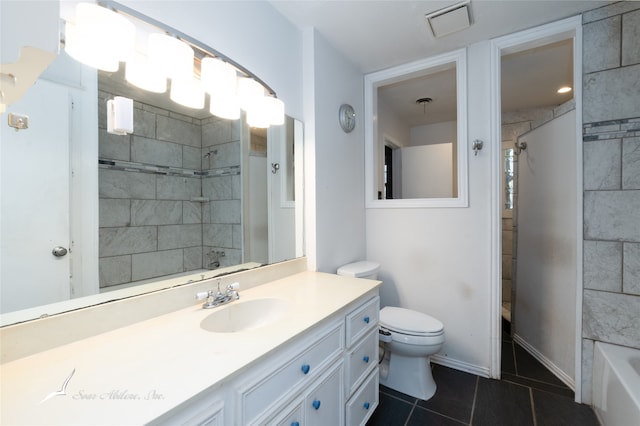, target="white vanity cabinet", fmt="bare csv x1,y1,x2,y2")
150,292,380,426
344,296,380,426
234,294,380,426
237,320,345,425
0,270,382,426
